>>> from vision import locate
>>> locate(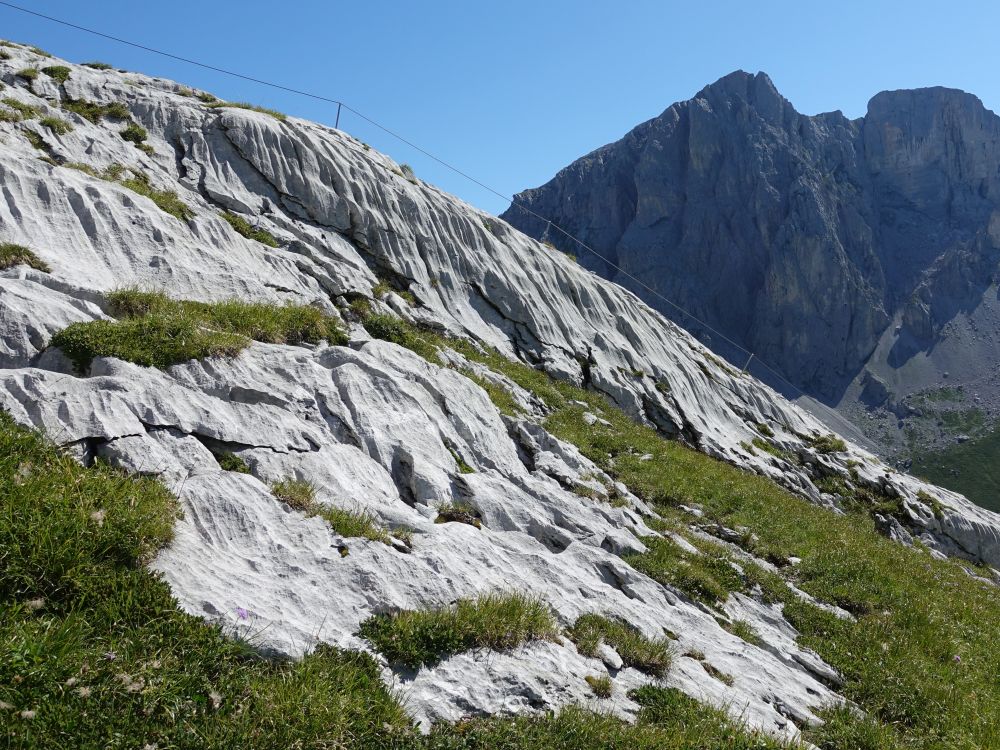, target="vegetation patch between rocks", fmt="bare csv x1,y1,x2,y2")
50,289,348,371
119,121,153,153
214,450,250,474
358,592,558,669
0,414,415,748
584,674,612,698
1,96,40,121
361,318,1000,748
221,211,280,247
0,242,49,272
434,500,482,529
567,614,672,677
62,163,194,220
271,478,393,545
117,170,190,217
805,433,848,454
206,100,287,121
40,65,70,84
61,98,130,123
626,534,744,606
39,115,72,135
